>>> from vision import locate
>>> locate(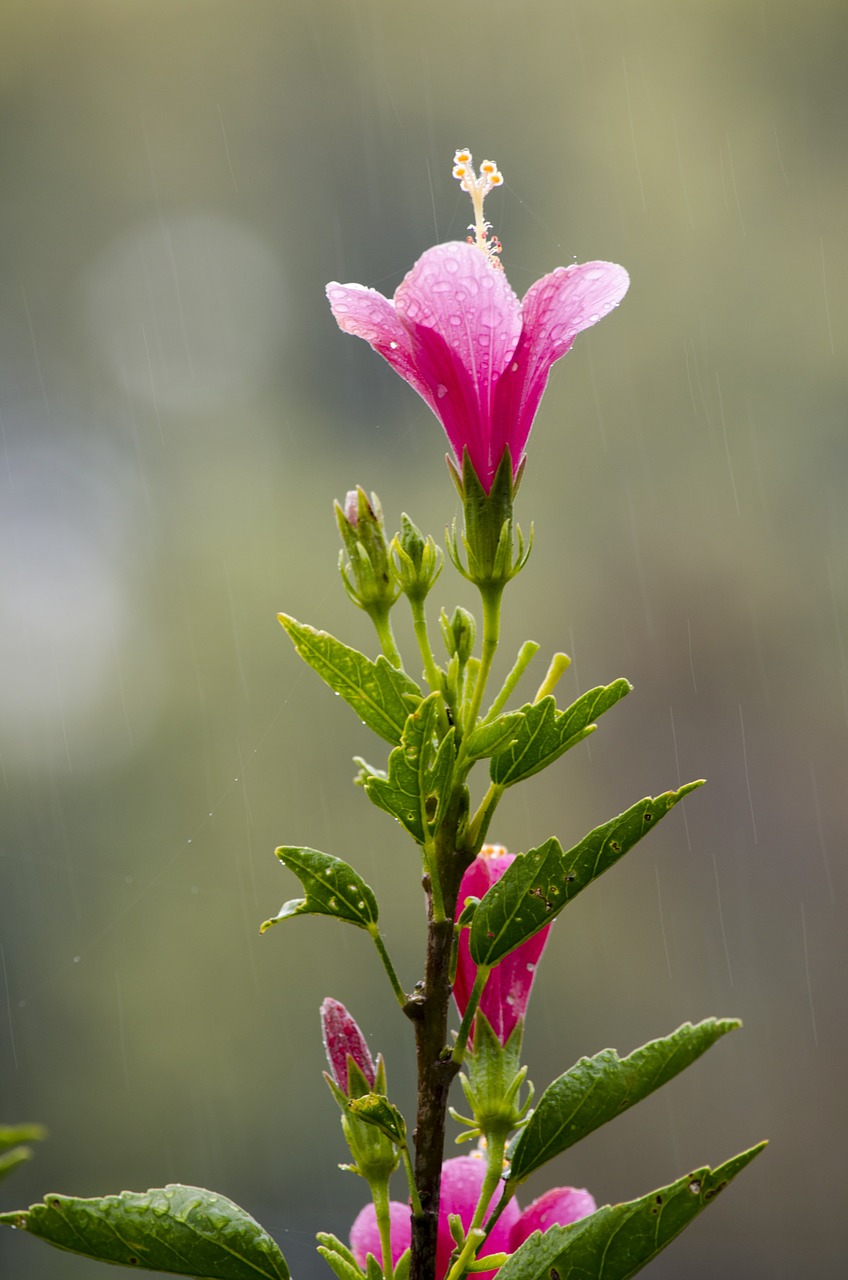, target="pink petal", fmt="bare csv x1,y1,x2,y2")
395,243,522,489
350,1200,411,1268
509,1186,597,1250
326,281,436,410
491,261,630,467
436,1156,521,1279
